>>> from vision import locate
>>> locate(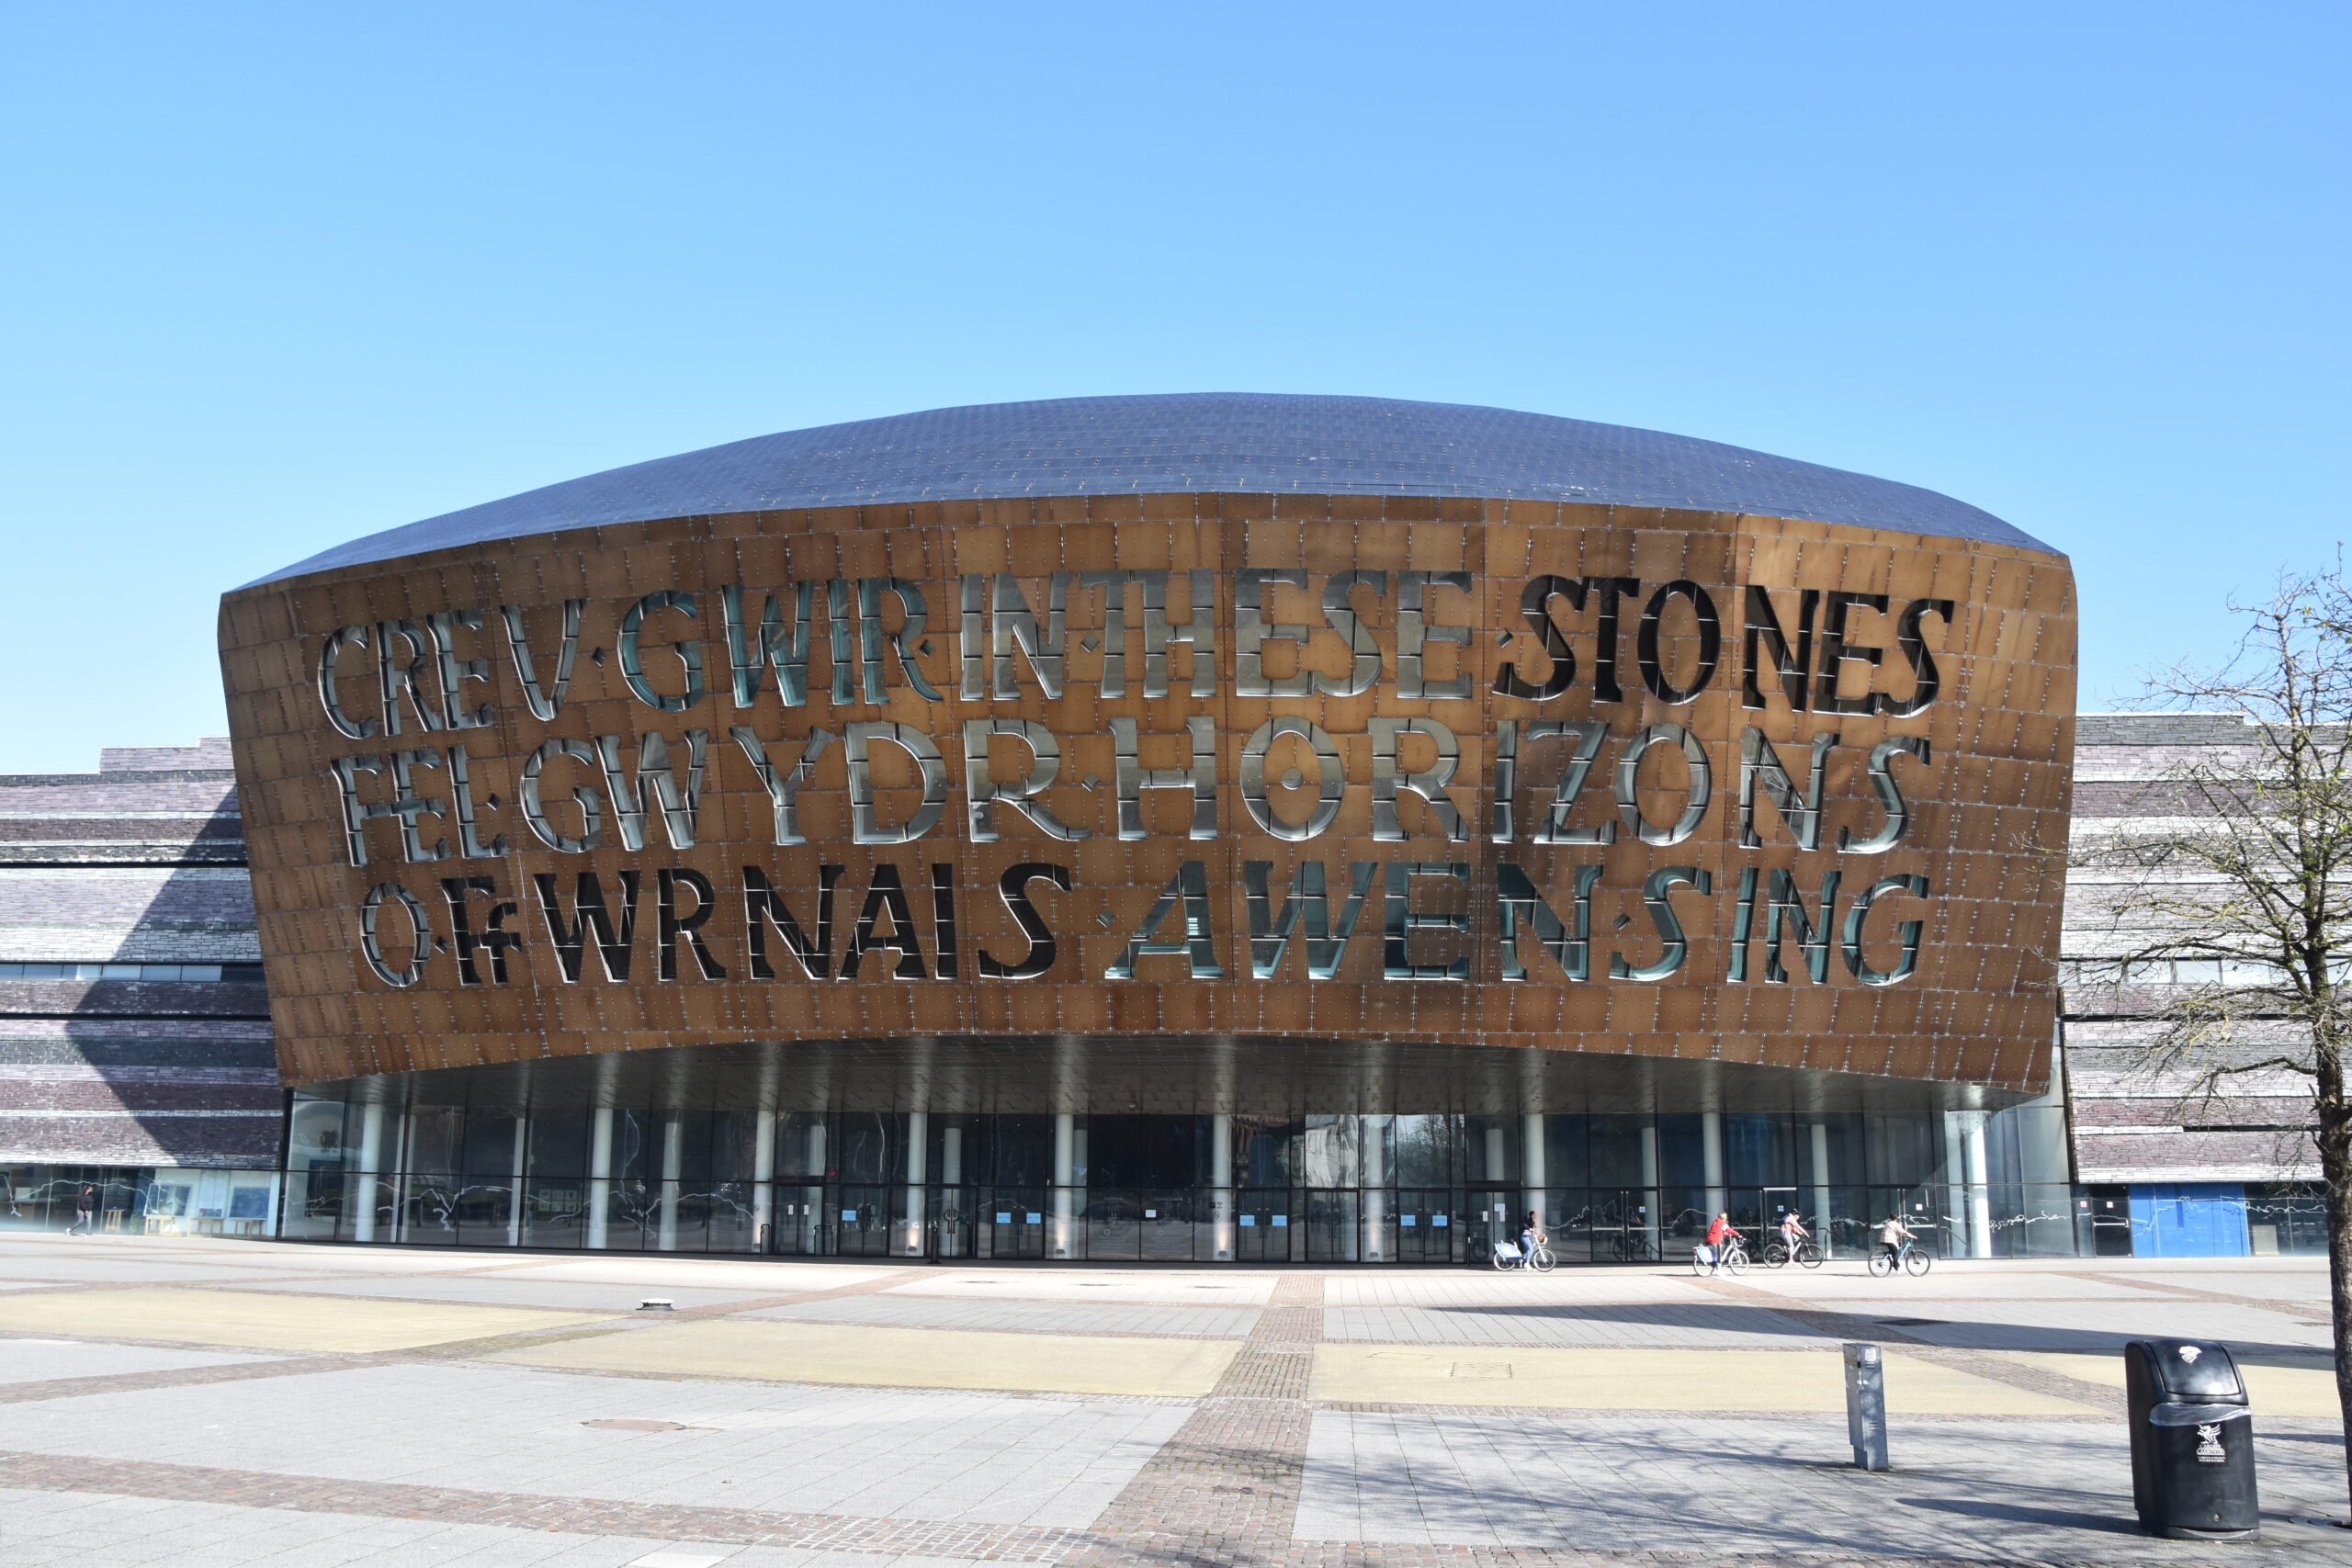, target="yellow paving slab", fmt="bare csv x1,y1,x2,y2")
1310,1345,2096,1415
1993,1351,2342,1416
0,1288,608,1353
493,1317,1239,1397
